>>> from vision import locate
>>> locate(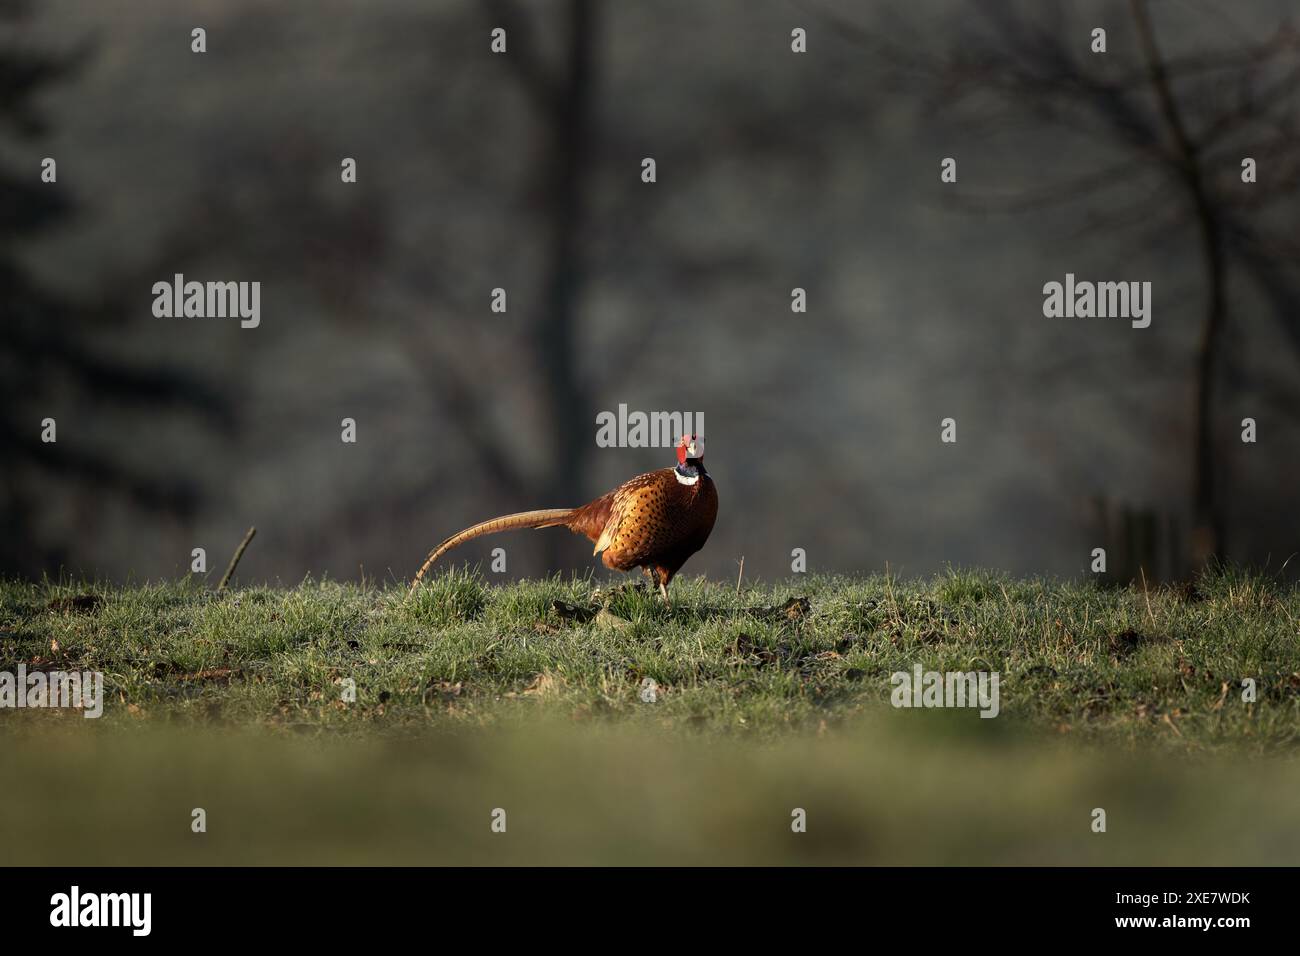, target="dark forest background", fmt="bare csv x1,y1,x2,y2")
3,0,1298,586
